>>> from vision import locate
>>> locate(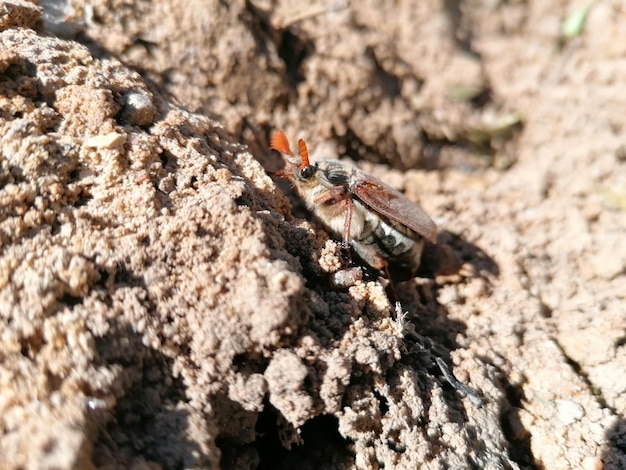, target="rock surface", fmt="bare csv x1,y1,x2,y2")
0,1,624,469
